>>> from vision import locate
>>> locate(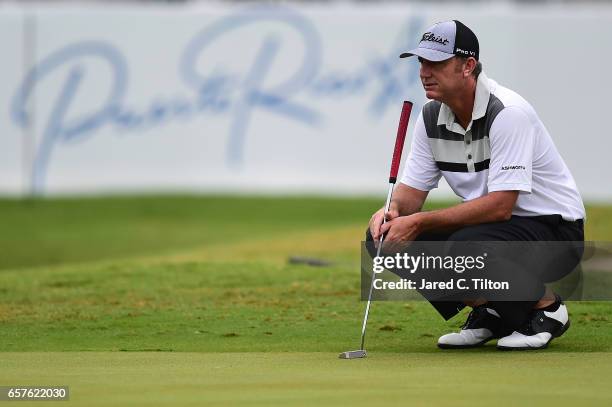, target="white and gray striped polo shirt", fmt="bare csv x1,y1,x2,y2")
401,72,585,221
